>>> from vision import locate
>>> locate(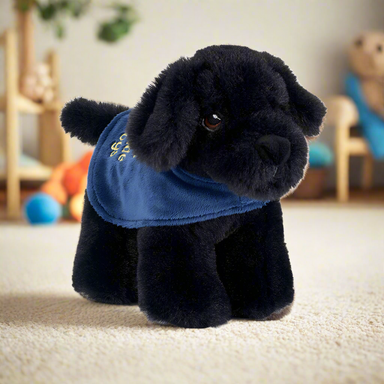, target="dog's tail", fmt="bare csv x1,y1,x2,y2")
60,97,129,146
